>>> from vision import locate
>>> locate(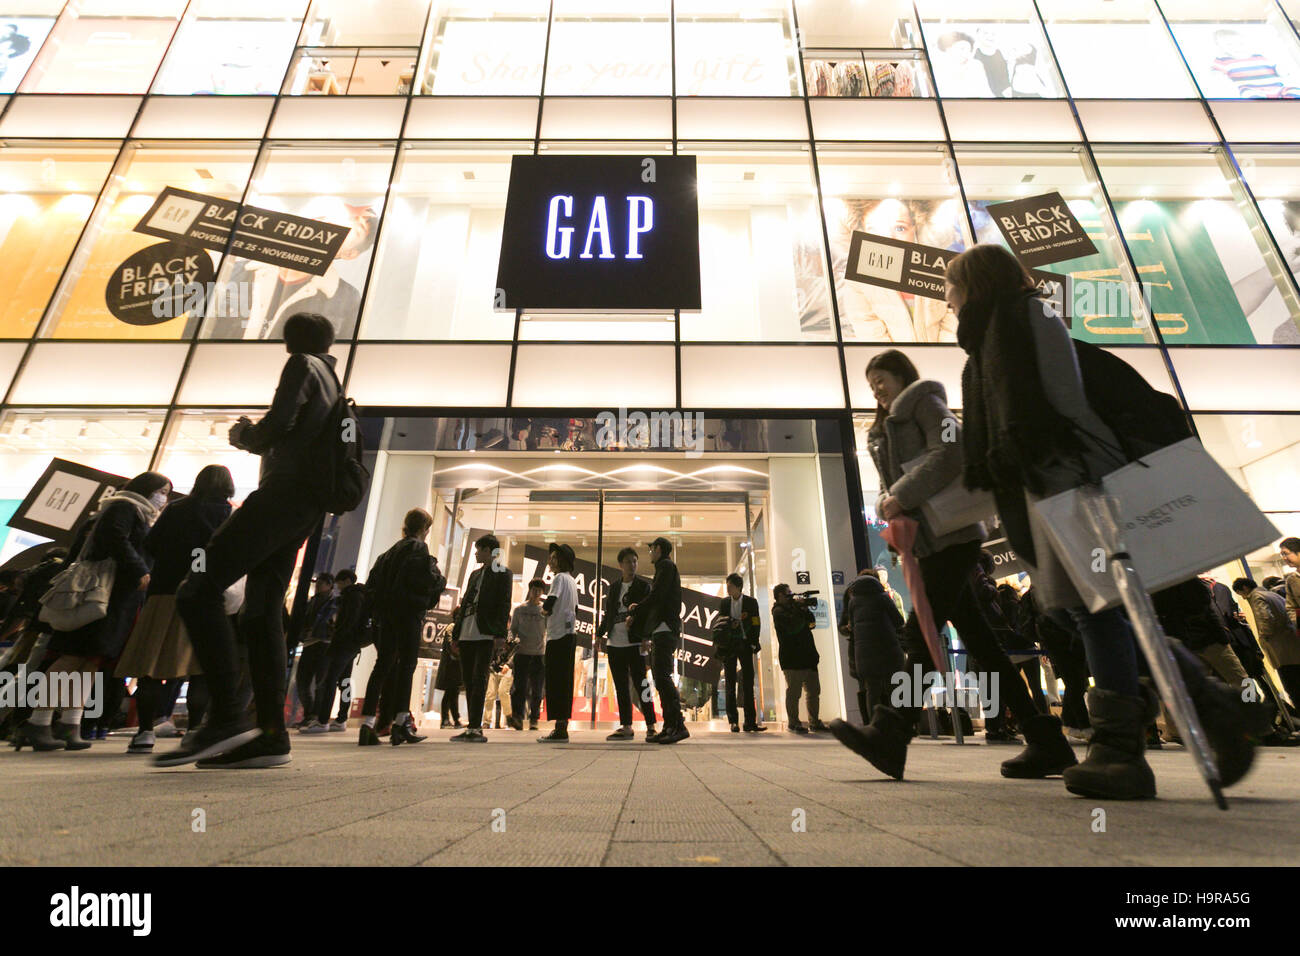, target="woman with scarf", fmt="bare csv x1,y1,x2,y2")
945,243,1255,800
829,349,1077,781
10,472,172,752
